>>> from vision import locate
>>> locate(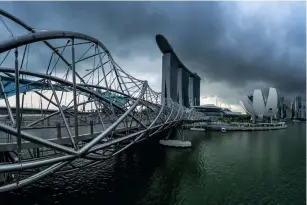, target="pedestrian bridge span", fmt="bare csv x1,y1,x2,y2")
0,9,204,191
